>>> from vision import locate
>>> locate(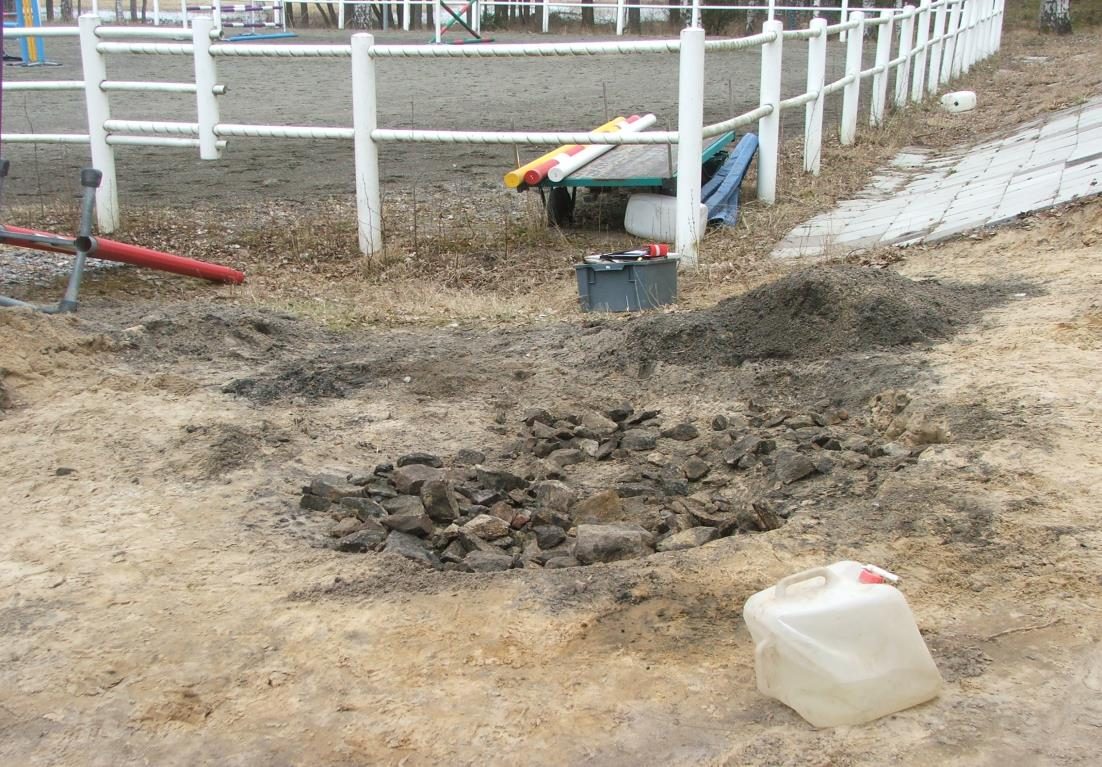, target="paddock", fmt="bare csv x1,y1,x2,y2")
1,27,844,207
